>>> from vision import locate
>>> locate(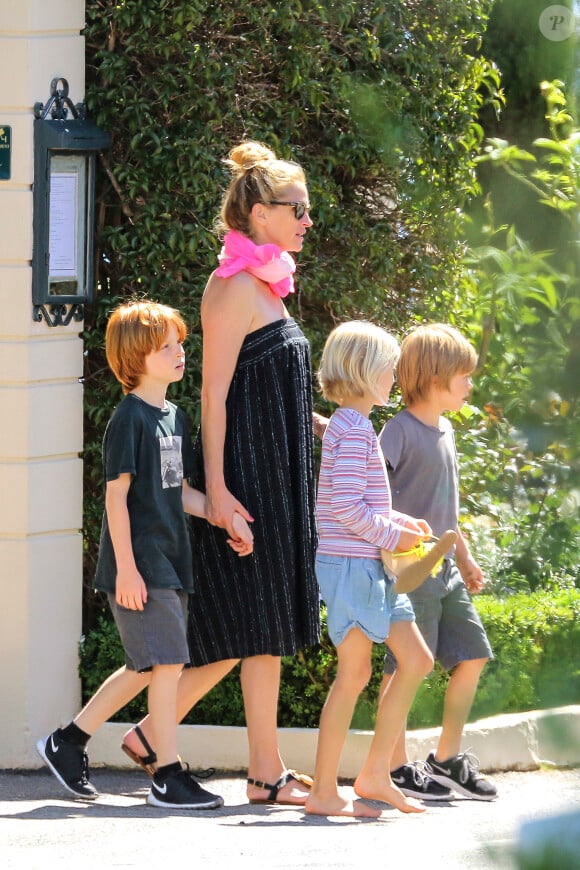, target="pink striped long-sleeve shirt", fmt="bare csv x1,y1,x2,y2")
316,407,409,558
